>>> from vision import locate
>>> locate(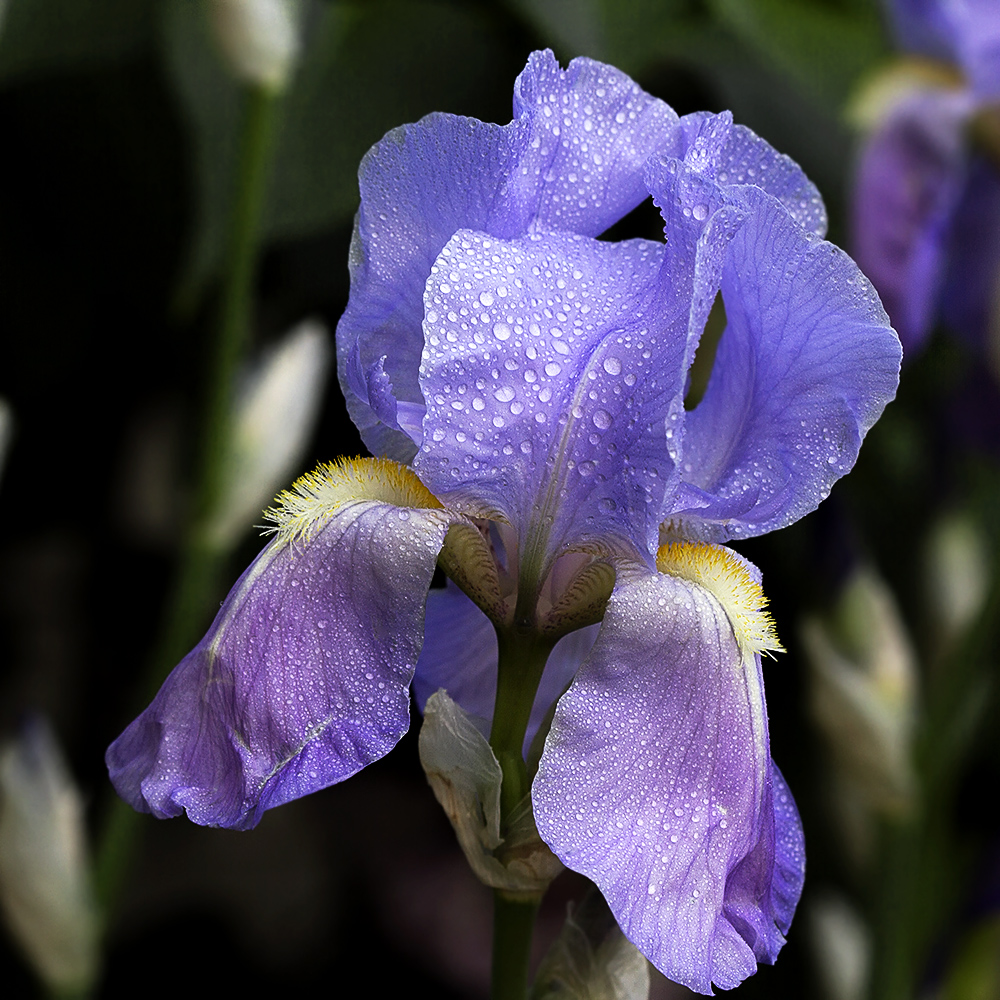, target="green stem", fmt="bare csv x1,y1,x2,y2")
94,80,279,939
487,627,555,1000
492,894,542,1000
